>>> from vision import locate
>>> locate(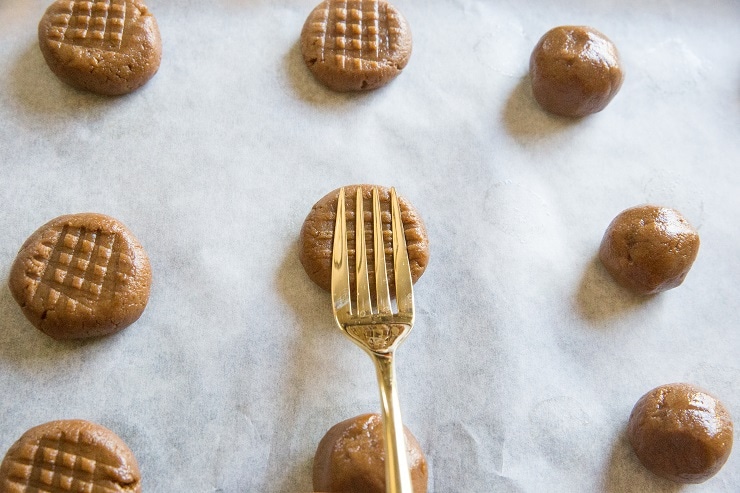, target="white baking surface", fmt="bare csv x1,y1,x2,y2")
1,0,739,491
